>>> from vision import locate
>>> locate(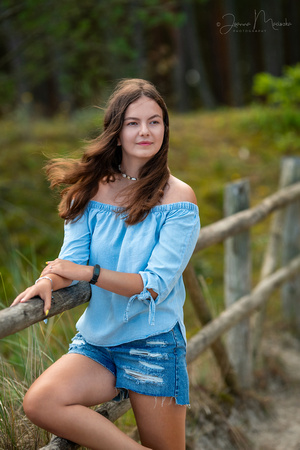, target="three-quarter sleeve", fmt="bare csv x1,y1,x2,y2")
124,206,200,325
58,211,91,265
